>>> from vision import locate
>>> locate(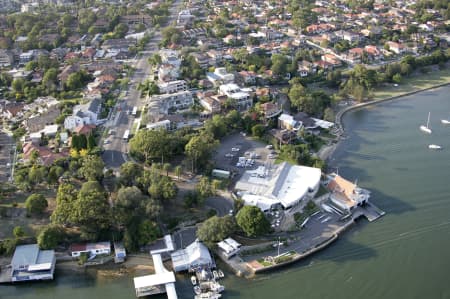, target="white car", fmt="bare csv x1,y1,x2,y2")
266,145,273,149
225,153,234,158
231,147,240,152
